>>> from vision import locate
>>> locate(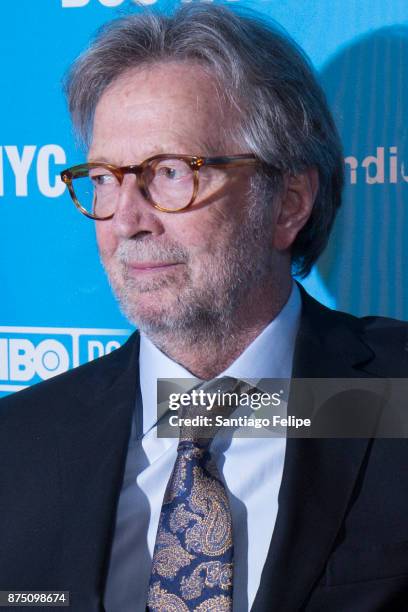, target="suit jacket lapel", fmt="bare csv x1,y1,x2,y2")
251,288,380,611
56,332,140,606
